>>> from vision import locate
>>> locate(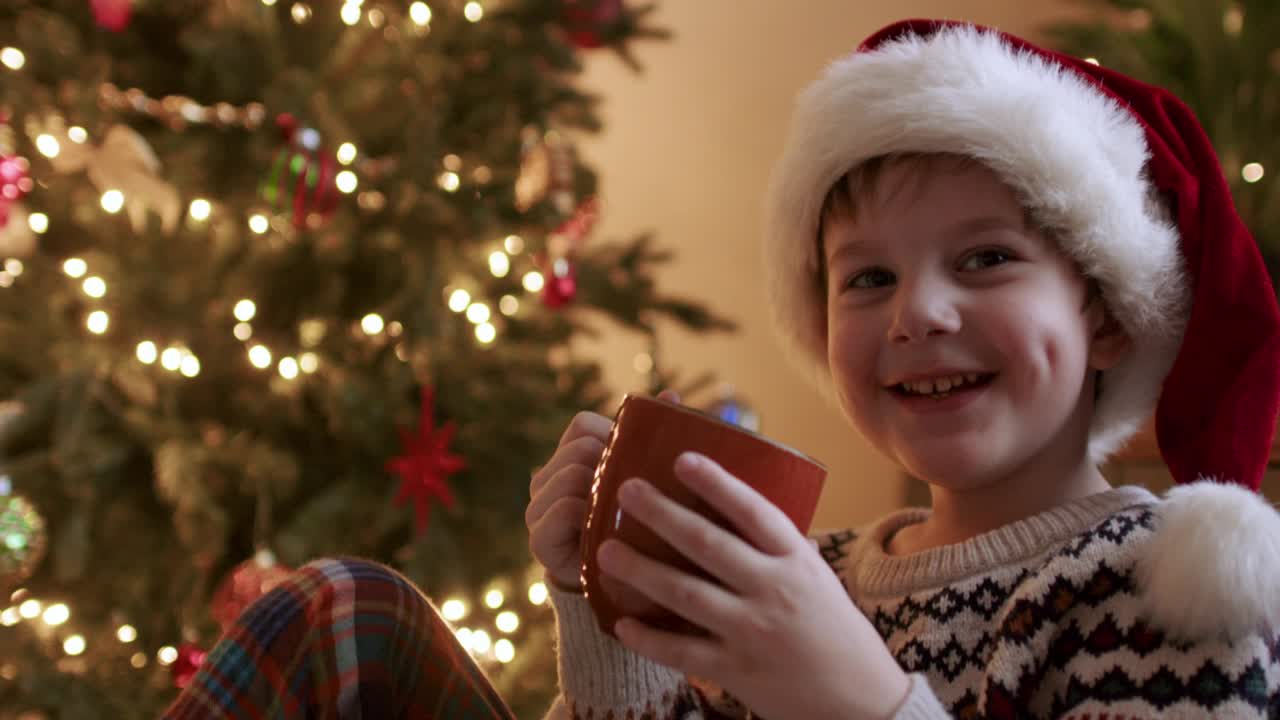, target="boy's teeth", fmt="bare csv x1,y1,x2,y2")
901,373,984,396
